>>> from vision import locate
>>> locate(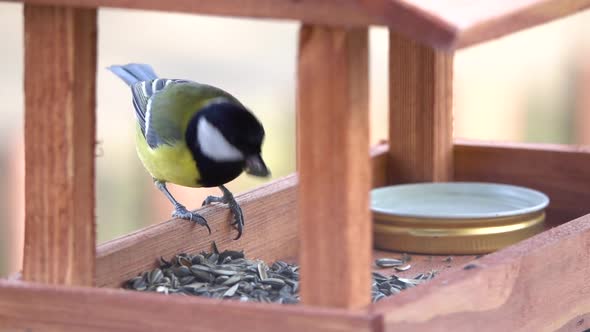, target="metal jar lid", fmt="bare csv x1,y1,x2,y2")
372,182,549,254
